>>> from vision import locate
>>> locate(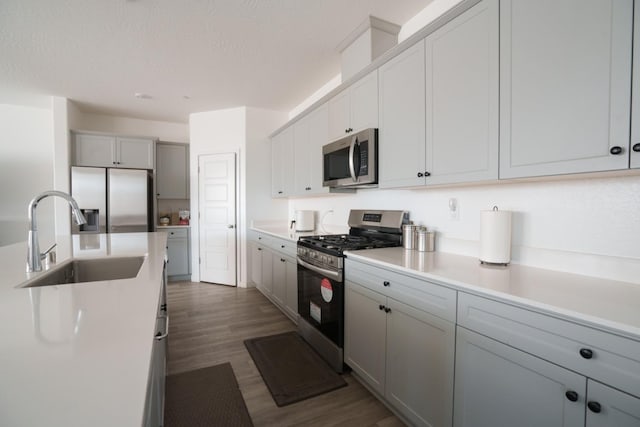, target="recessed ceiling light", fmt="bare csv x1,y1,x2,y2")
134,92,152,99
